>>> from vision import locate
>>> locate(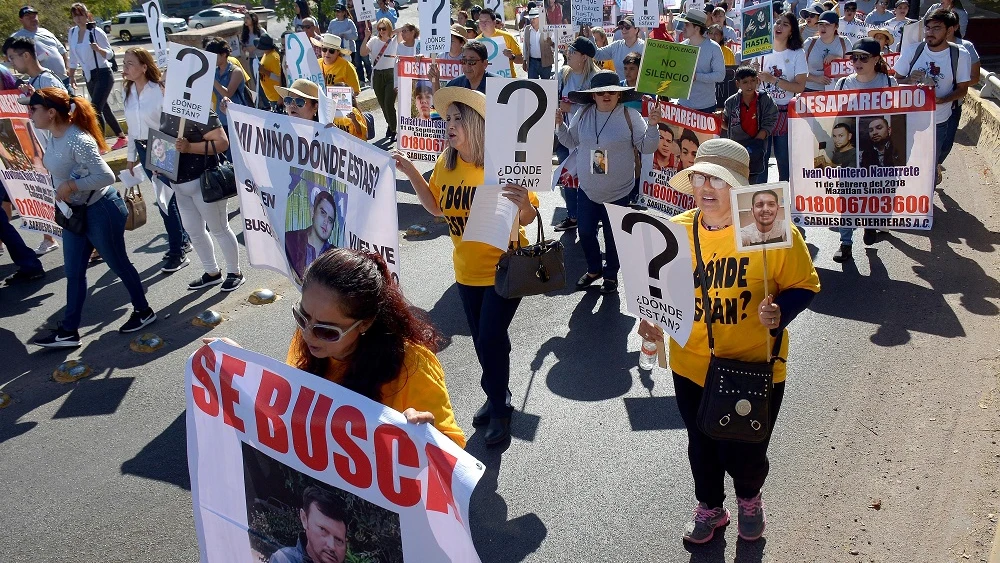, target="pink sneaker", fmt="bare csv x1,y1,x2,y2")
111,137,128,151
682,503,730,544
736,493,766,541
